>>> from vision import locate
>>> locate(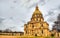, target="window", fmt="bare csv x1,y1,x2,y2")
32,24,34,28
42,30,43,33
26,31,27,34
32,25,34,28
58,34,59,37
42,24,43,27
32,34,33,35
36,18,40,21
51,34,54,37
26,26,27,28
35,15,37,17
36,19,38,21
32,30,33,31
36,15,39,17
35,34,37,36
